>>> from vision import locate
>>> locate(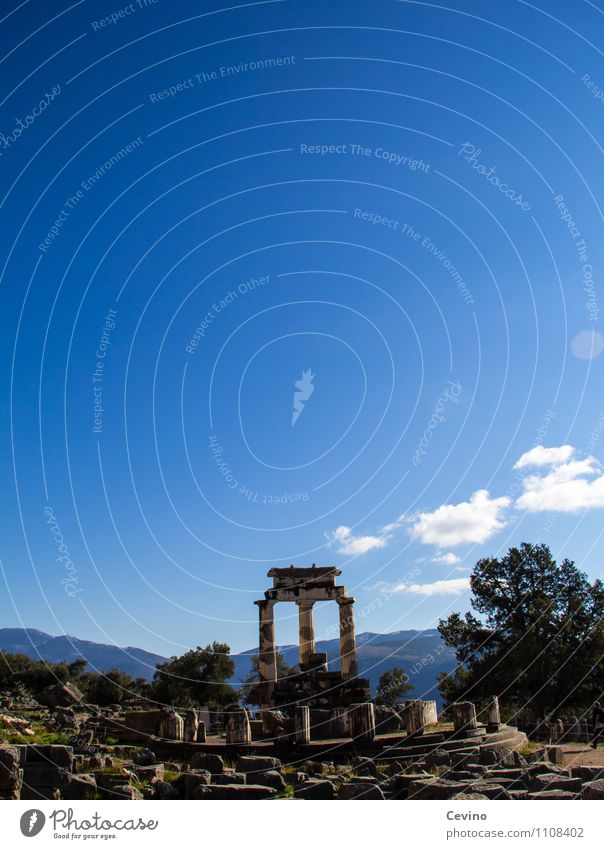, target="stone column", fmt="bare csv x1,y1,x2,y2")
255,599,277,708
405,700,428,736
486,696,501,731
337,597,358,679
297,601,316,666
184,709,198,742
451,701,478,733
331,707,349,738
196,721,207,743
225,708,251,744
349,703,376,742
295,705,311,744
157,708,184,740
